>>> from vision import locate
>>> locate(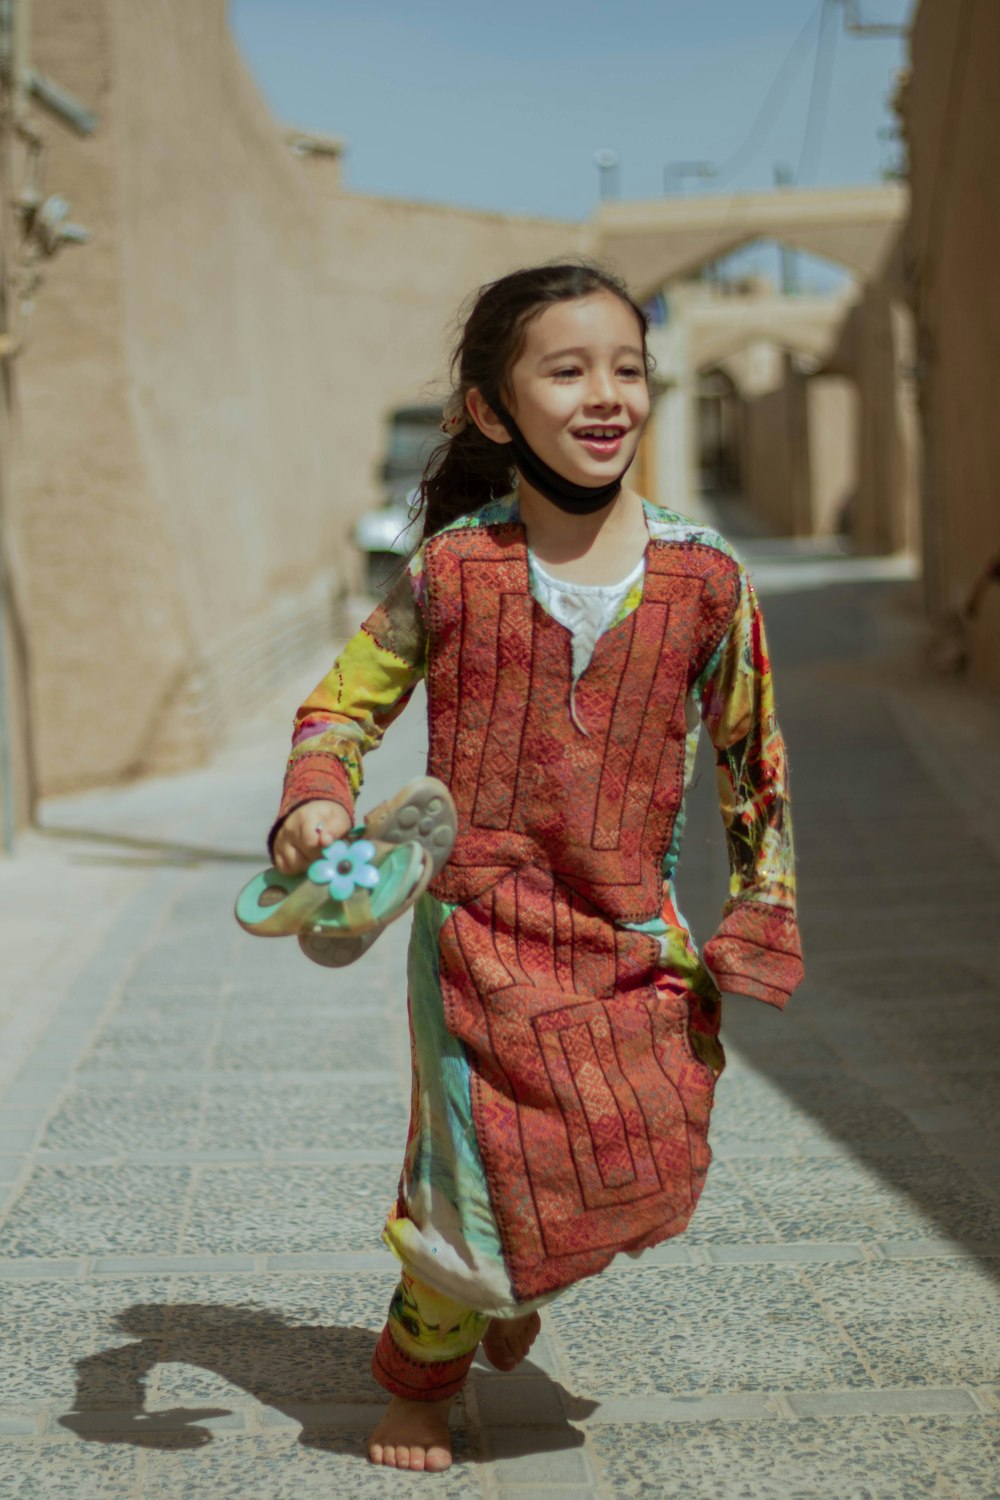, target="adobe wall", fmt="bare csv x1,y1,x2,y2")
741,359,810,537
848,278,918,557
14,0,580,798
738,358,858,540
904,0,1000,686
807,377,857,538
